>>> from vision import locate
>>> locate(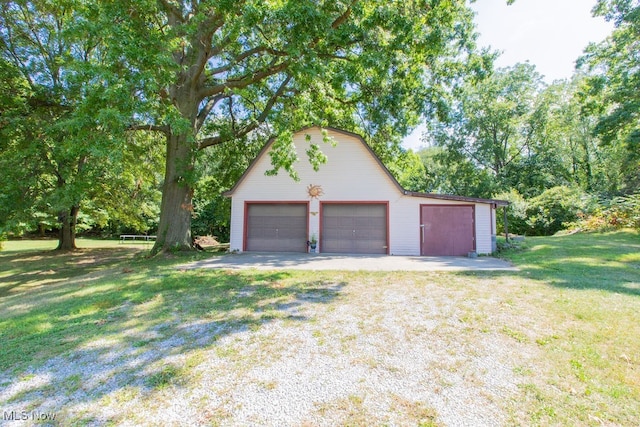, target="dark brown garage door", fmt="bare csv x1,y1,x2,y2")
246,203,307,252
421,205,475,256
321,203,387,254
